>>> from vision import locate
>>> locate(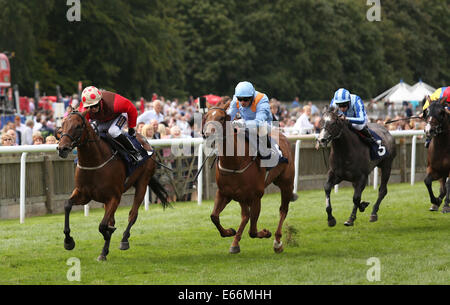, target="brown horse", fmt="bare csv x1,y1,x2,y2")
57,111,169,261
203,102,297,254
424,97,450,213
317,107,396,226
